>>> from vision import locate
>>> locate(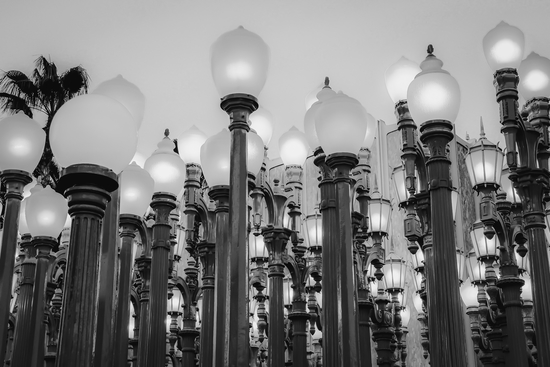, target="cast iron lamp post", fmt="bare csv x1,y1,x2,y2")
0,112,44,365
483,21,550,365
48,93,138,367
